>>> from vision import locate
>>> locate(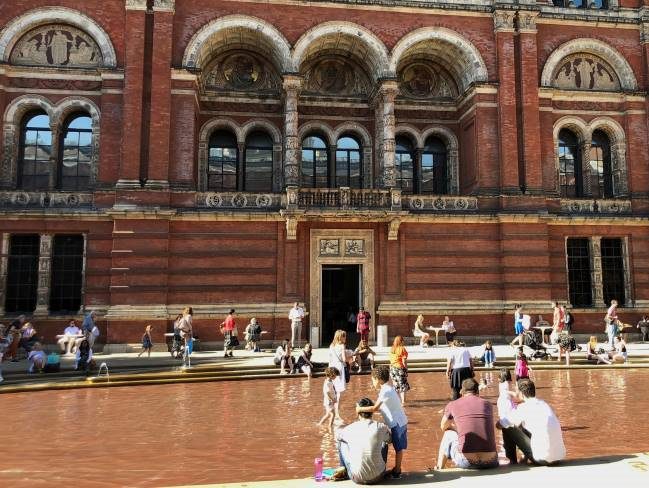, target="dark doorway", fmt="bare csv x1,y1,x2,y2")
322,264,360,346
